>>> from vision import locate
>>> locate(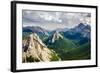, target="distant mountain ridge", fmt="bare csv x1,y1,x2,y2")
63,23,91,41
70,23,91,39
23,26,49,36
23,23,90,39
54,28,69,32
